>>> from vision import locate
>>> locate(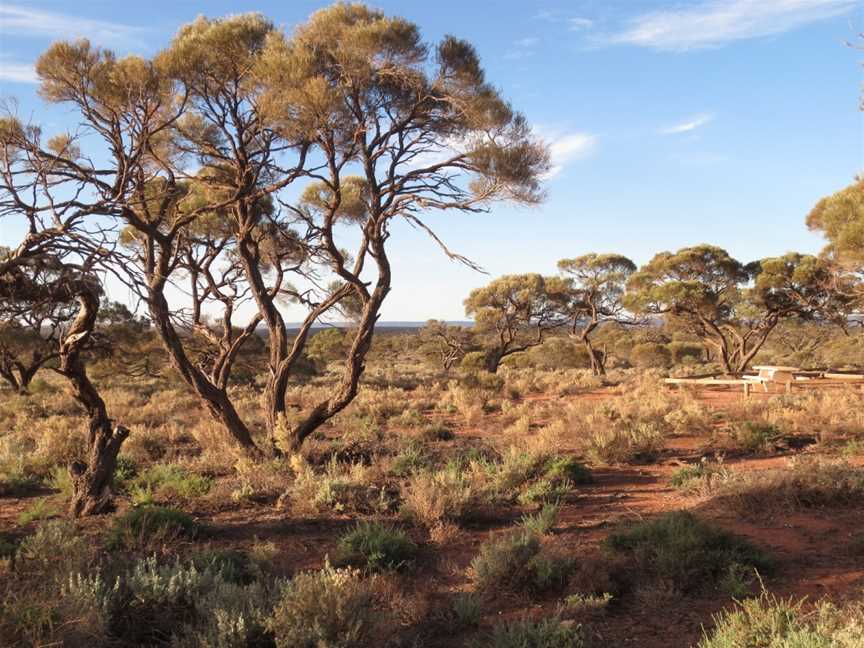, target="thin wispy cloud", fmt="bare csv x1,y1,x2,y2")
0,59,37,84
0,4,147,48
542,132,598,179
504,36,541,60
569,18,594,31
661,113,716,135
609,0,856,51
